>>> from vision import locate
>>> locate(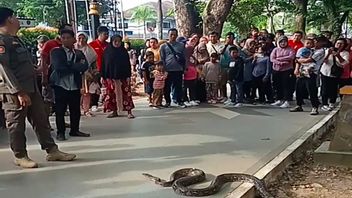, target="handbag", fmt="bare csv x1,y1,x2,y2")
330,55,344,77
166,43,186,66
